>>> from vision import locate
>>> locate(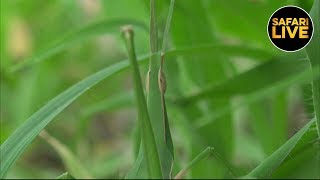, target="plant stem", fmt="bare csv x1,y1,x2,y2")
121,26,163,178
147,0,175,178
174,147,214,179
175,146,238,179
306,0,320,137
161,0,175,54
312,74,320,136
158,0,176,159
